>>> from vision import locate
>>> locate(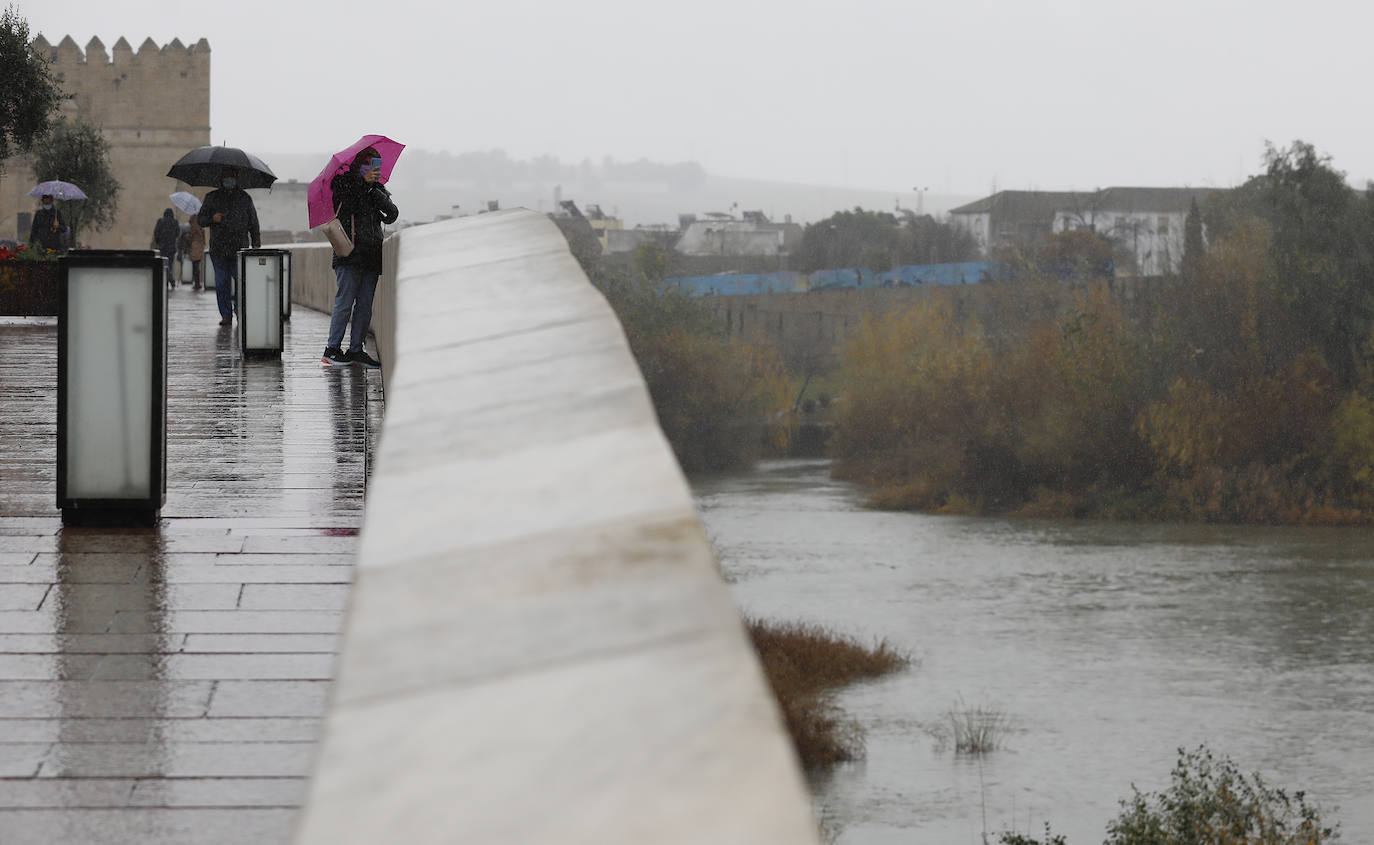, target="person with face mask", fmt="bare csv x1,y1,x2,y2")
28,194,65,253
196,167,261,325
